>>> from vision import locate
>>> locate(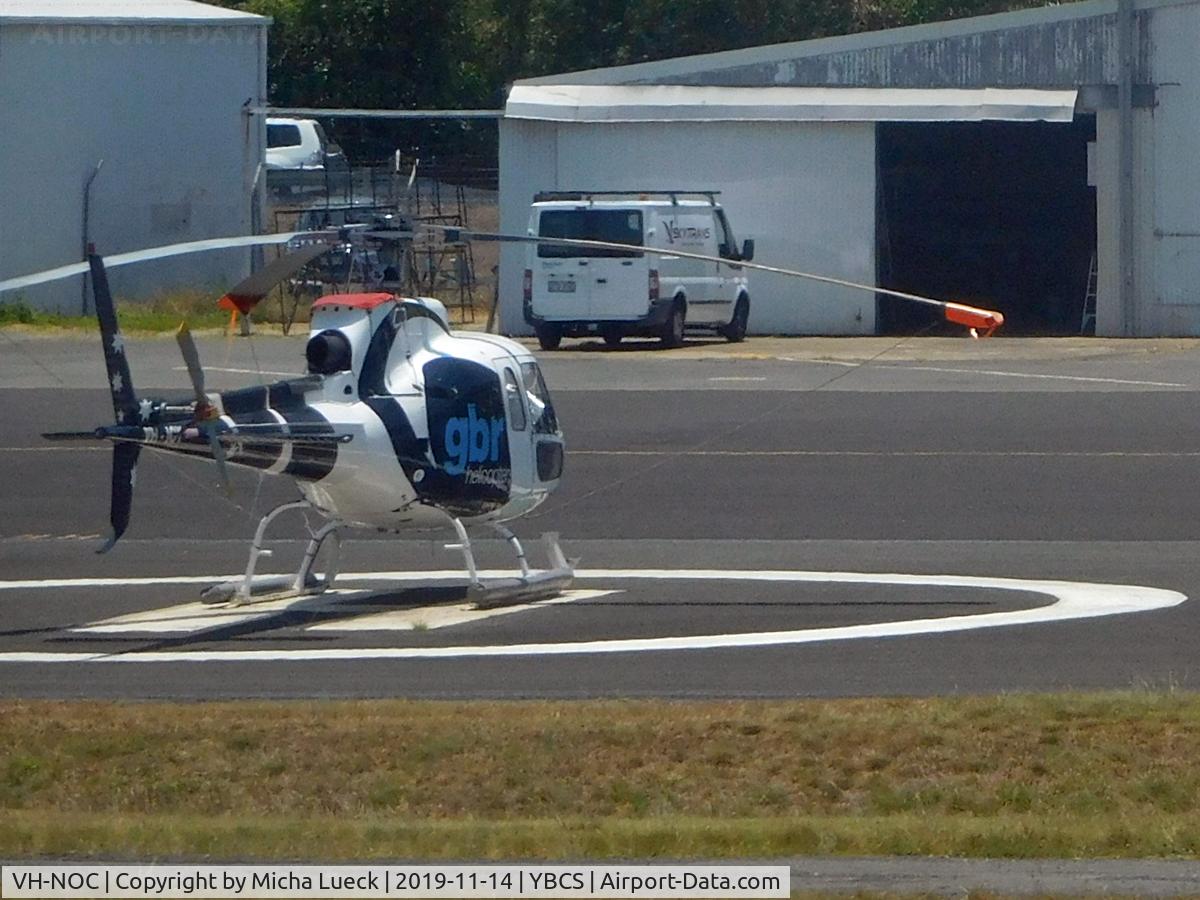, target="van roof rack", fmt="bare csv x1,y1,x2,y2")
532,190,720,205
